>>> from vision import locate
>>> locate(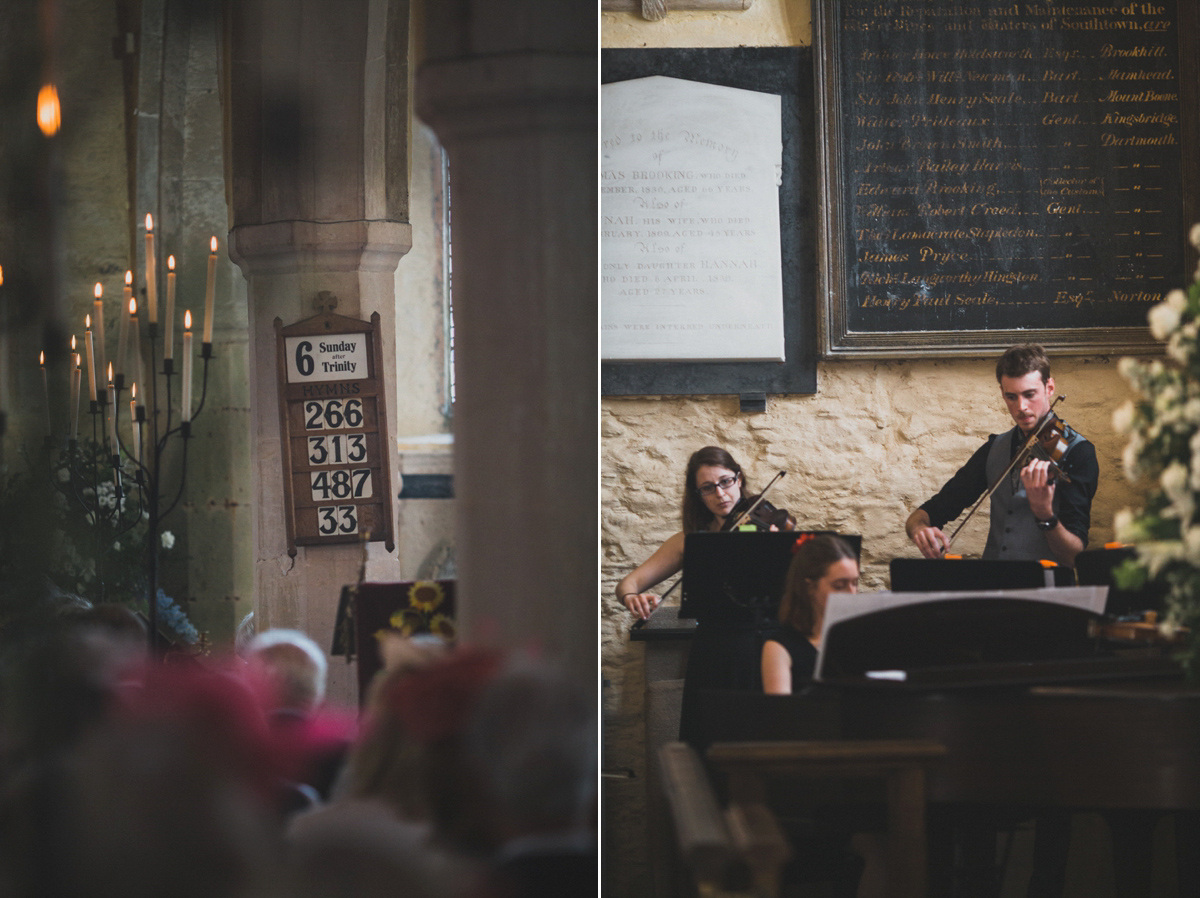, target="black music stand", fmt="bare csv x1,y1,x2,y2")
680,531,862,624
889,557,1075,593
